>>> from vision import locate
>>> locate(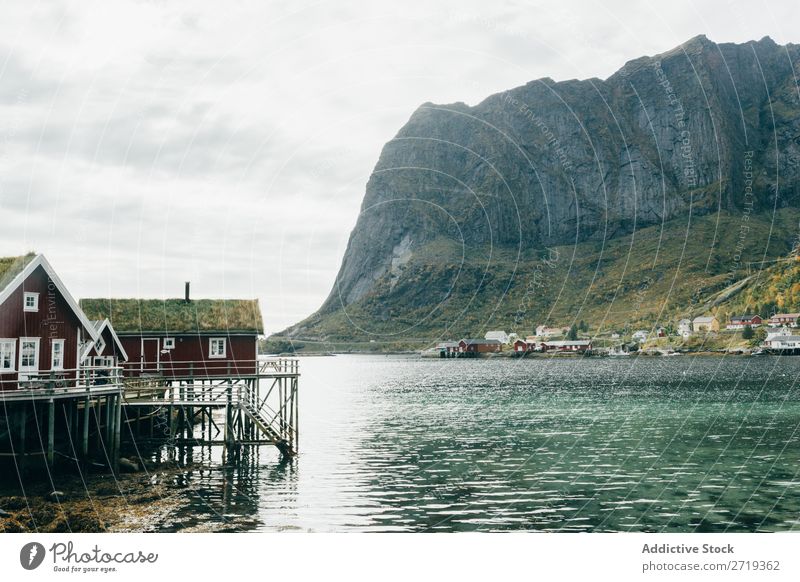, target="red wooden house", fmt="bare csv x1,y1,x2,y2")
513,339,533,353
0,253,101,389
85,319,129,367
458,338,502,354
80,284,264,379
